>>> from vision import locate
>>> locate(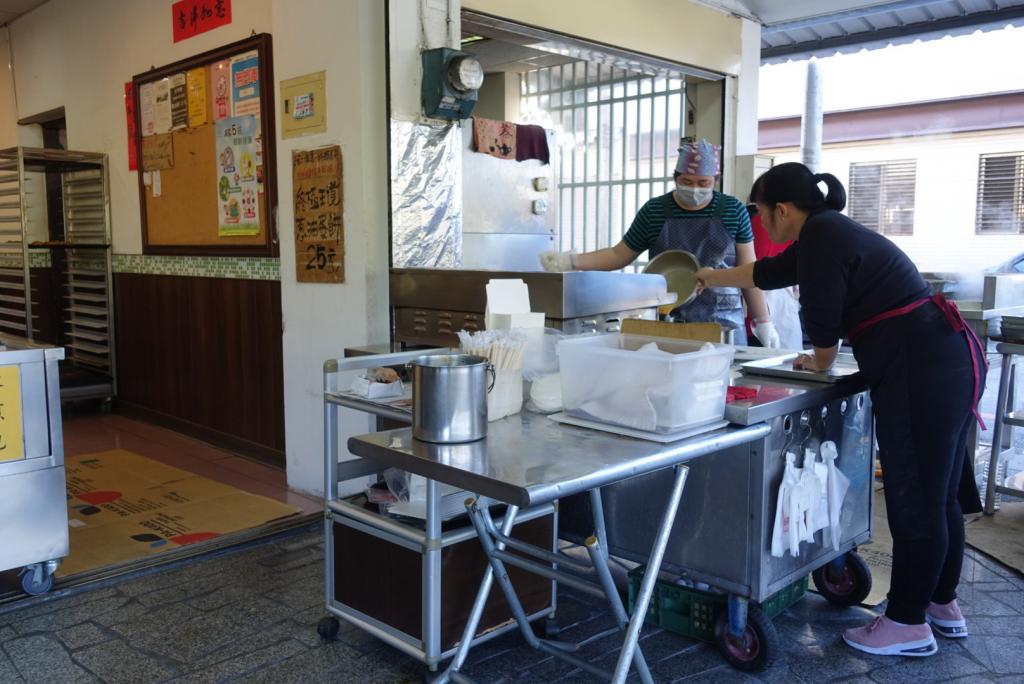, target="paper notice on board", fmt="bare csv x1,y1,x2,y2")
170,73,188,130
186,67,208,127
152,170,162,197
230,51,260,118
154,78,172,134
211,59,231,121
143,172,152,186
215,115,260,236
293,146,344,283
140,82,156,137
141,133,174,171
